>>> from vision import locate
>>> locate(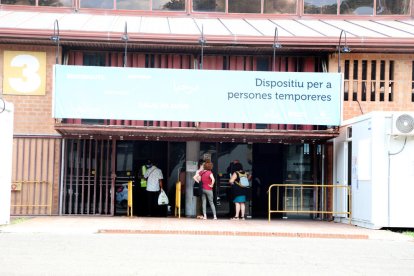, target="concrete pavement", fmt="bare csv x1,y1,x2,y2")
1,216,412,241
2,229,414,276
